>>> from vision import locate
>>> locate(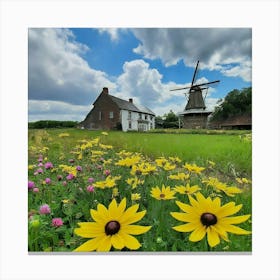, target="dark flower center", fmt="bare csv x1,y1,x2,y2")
160,193,165,199
105,220,120,235
200,213,217,227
